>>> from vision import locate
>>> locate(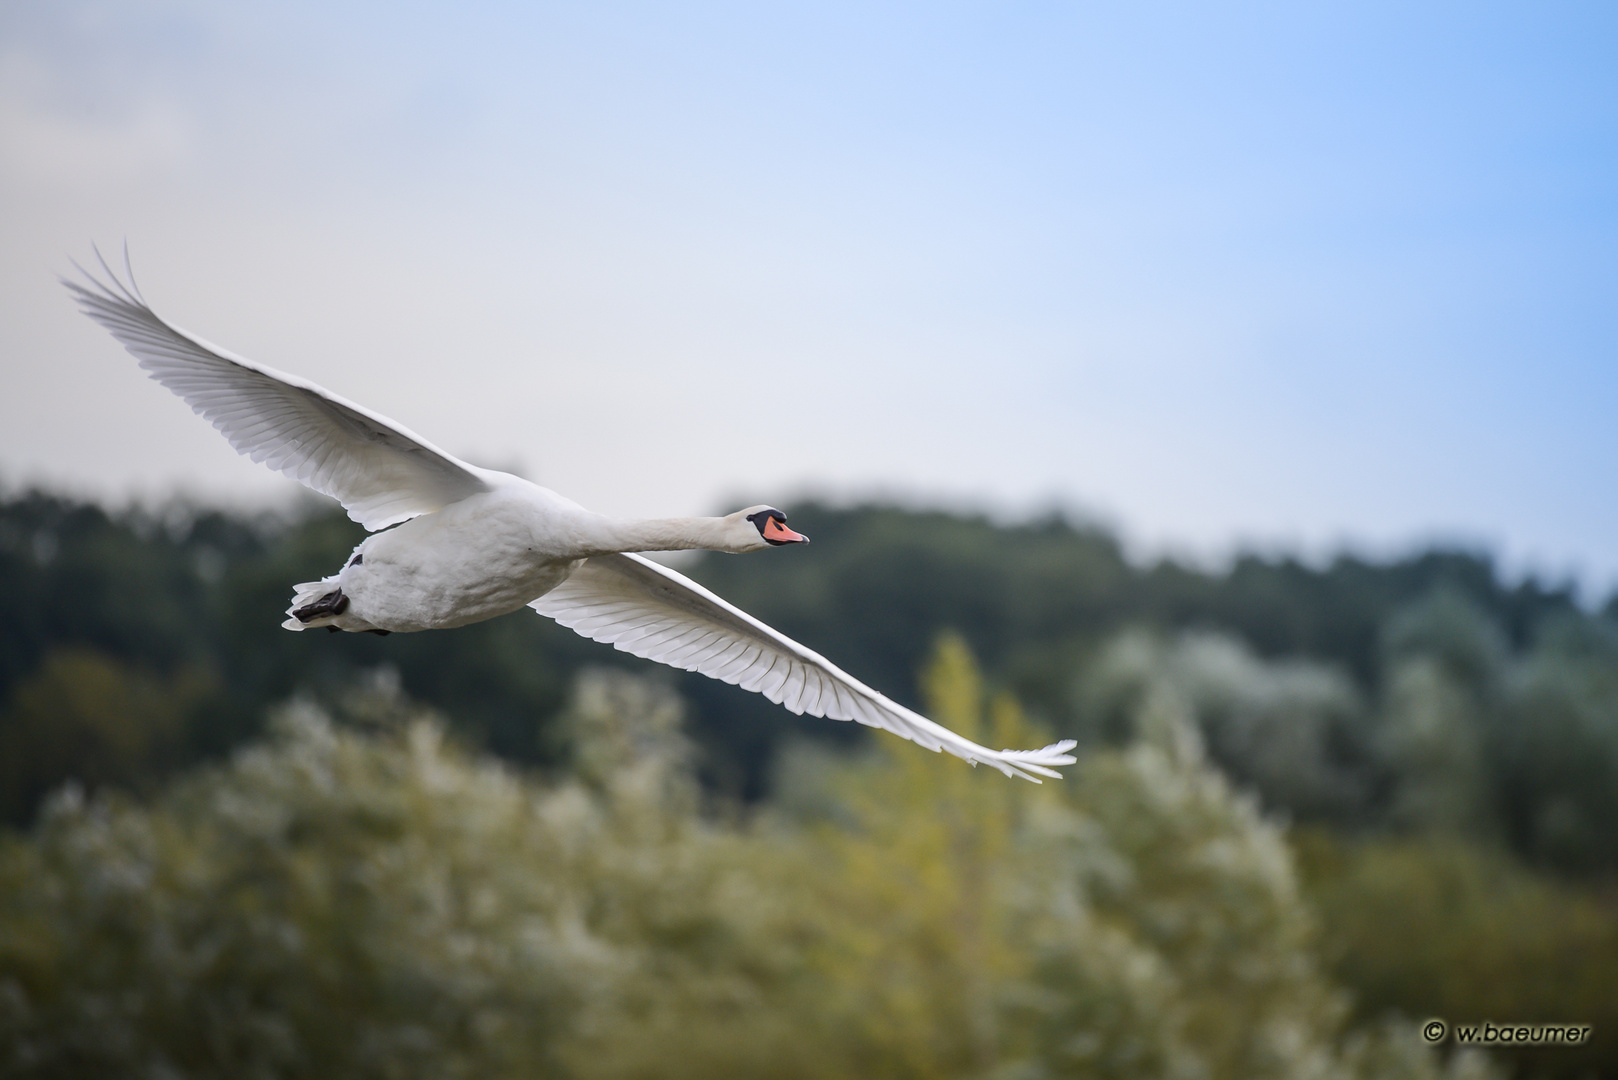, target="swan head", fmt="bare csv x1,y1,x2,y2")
732,505,810,551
